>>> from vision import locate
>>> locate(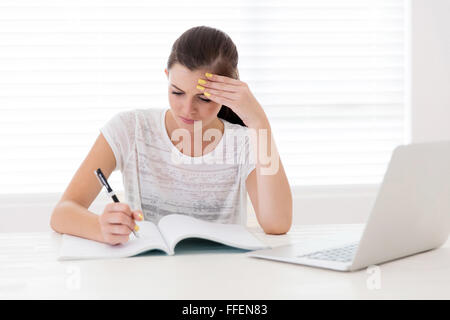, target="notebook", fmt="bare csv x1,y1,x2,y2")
58,213,269,260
